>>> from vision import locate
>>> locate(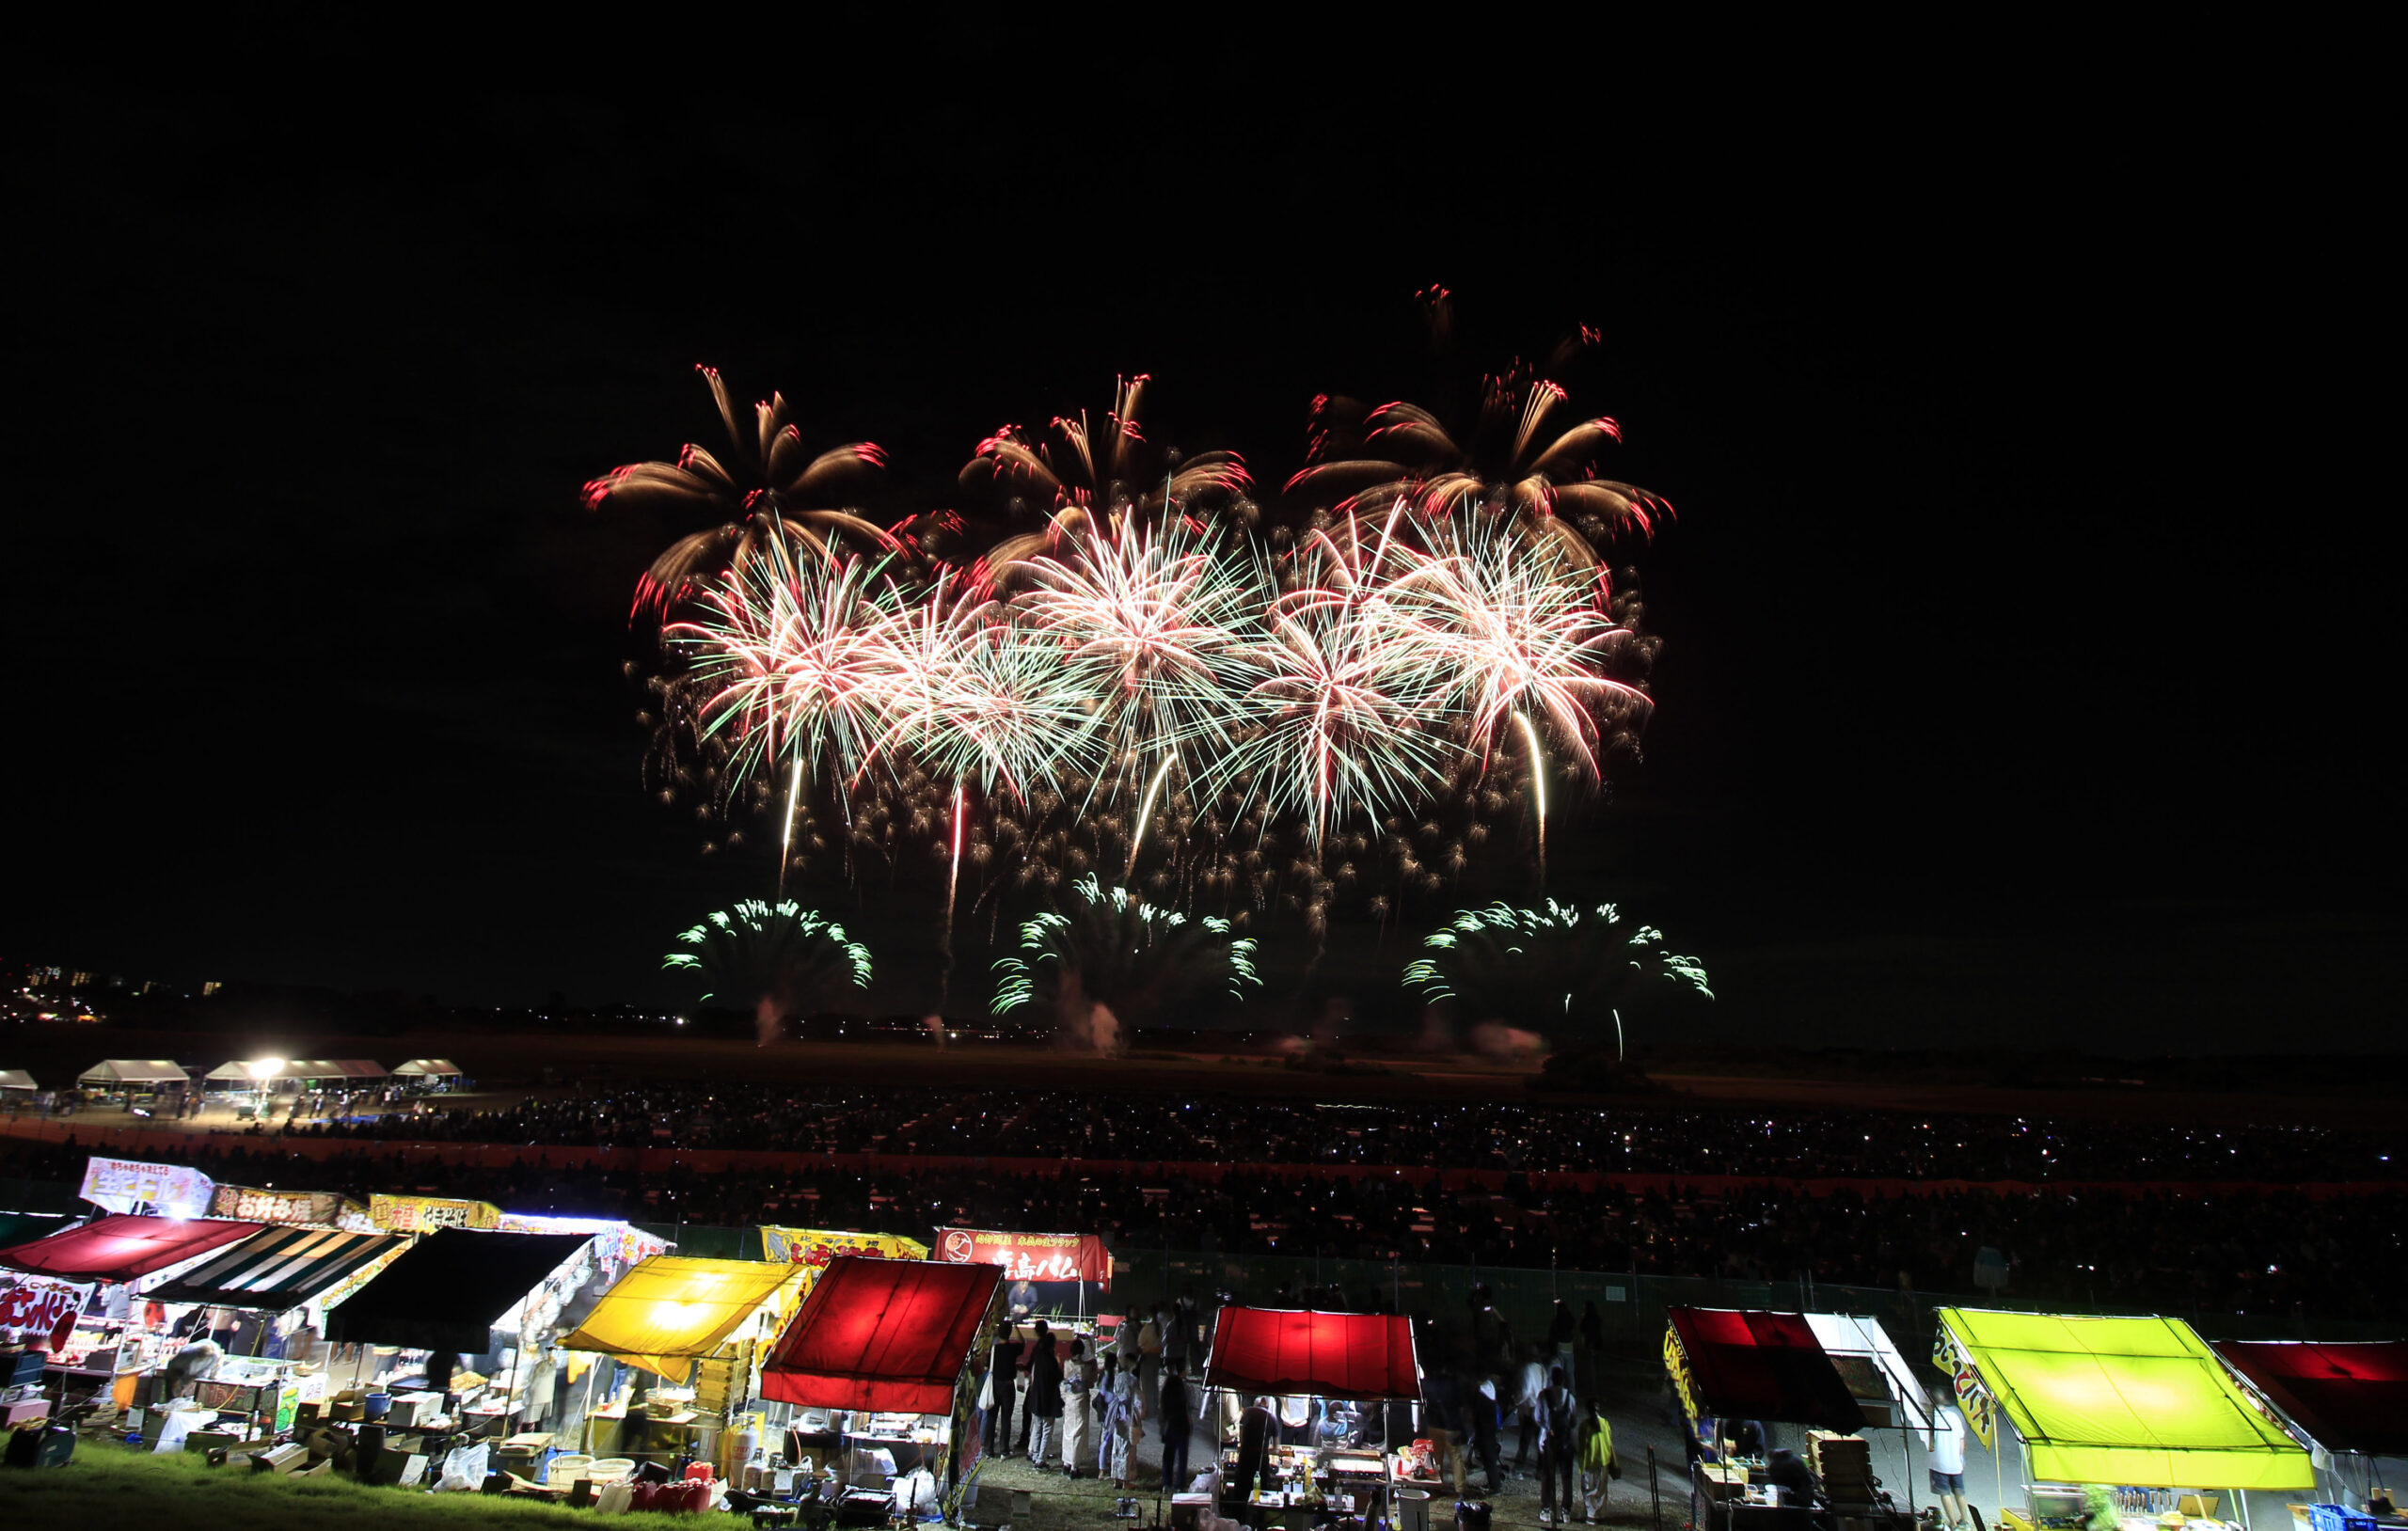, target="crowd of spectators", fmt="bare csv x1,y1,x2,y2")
296,1082,2404,1183
3,1130,2400,1322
